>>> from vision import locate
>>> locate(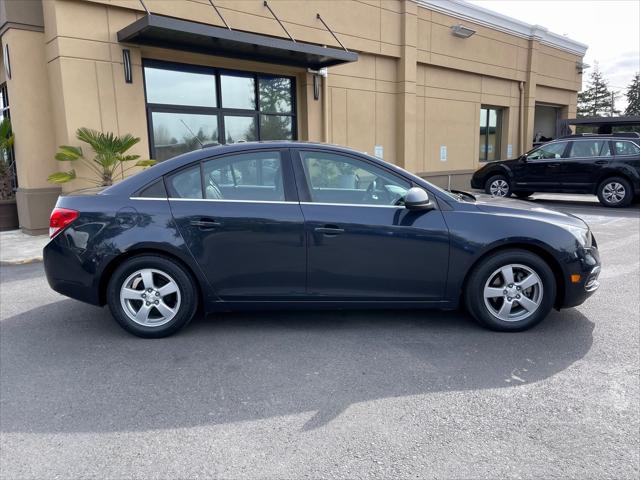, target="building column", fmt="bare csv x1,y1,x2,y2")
1,26,60,234
396,0,418,171
522,31,544,153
